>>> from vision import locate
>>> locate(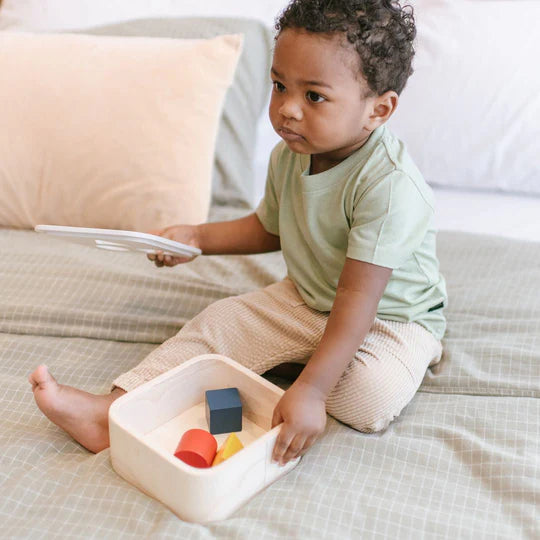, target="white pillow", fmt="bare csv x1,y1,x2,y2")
0,0,290,30
0,32,242,230
387,0,540,195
